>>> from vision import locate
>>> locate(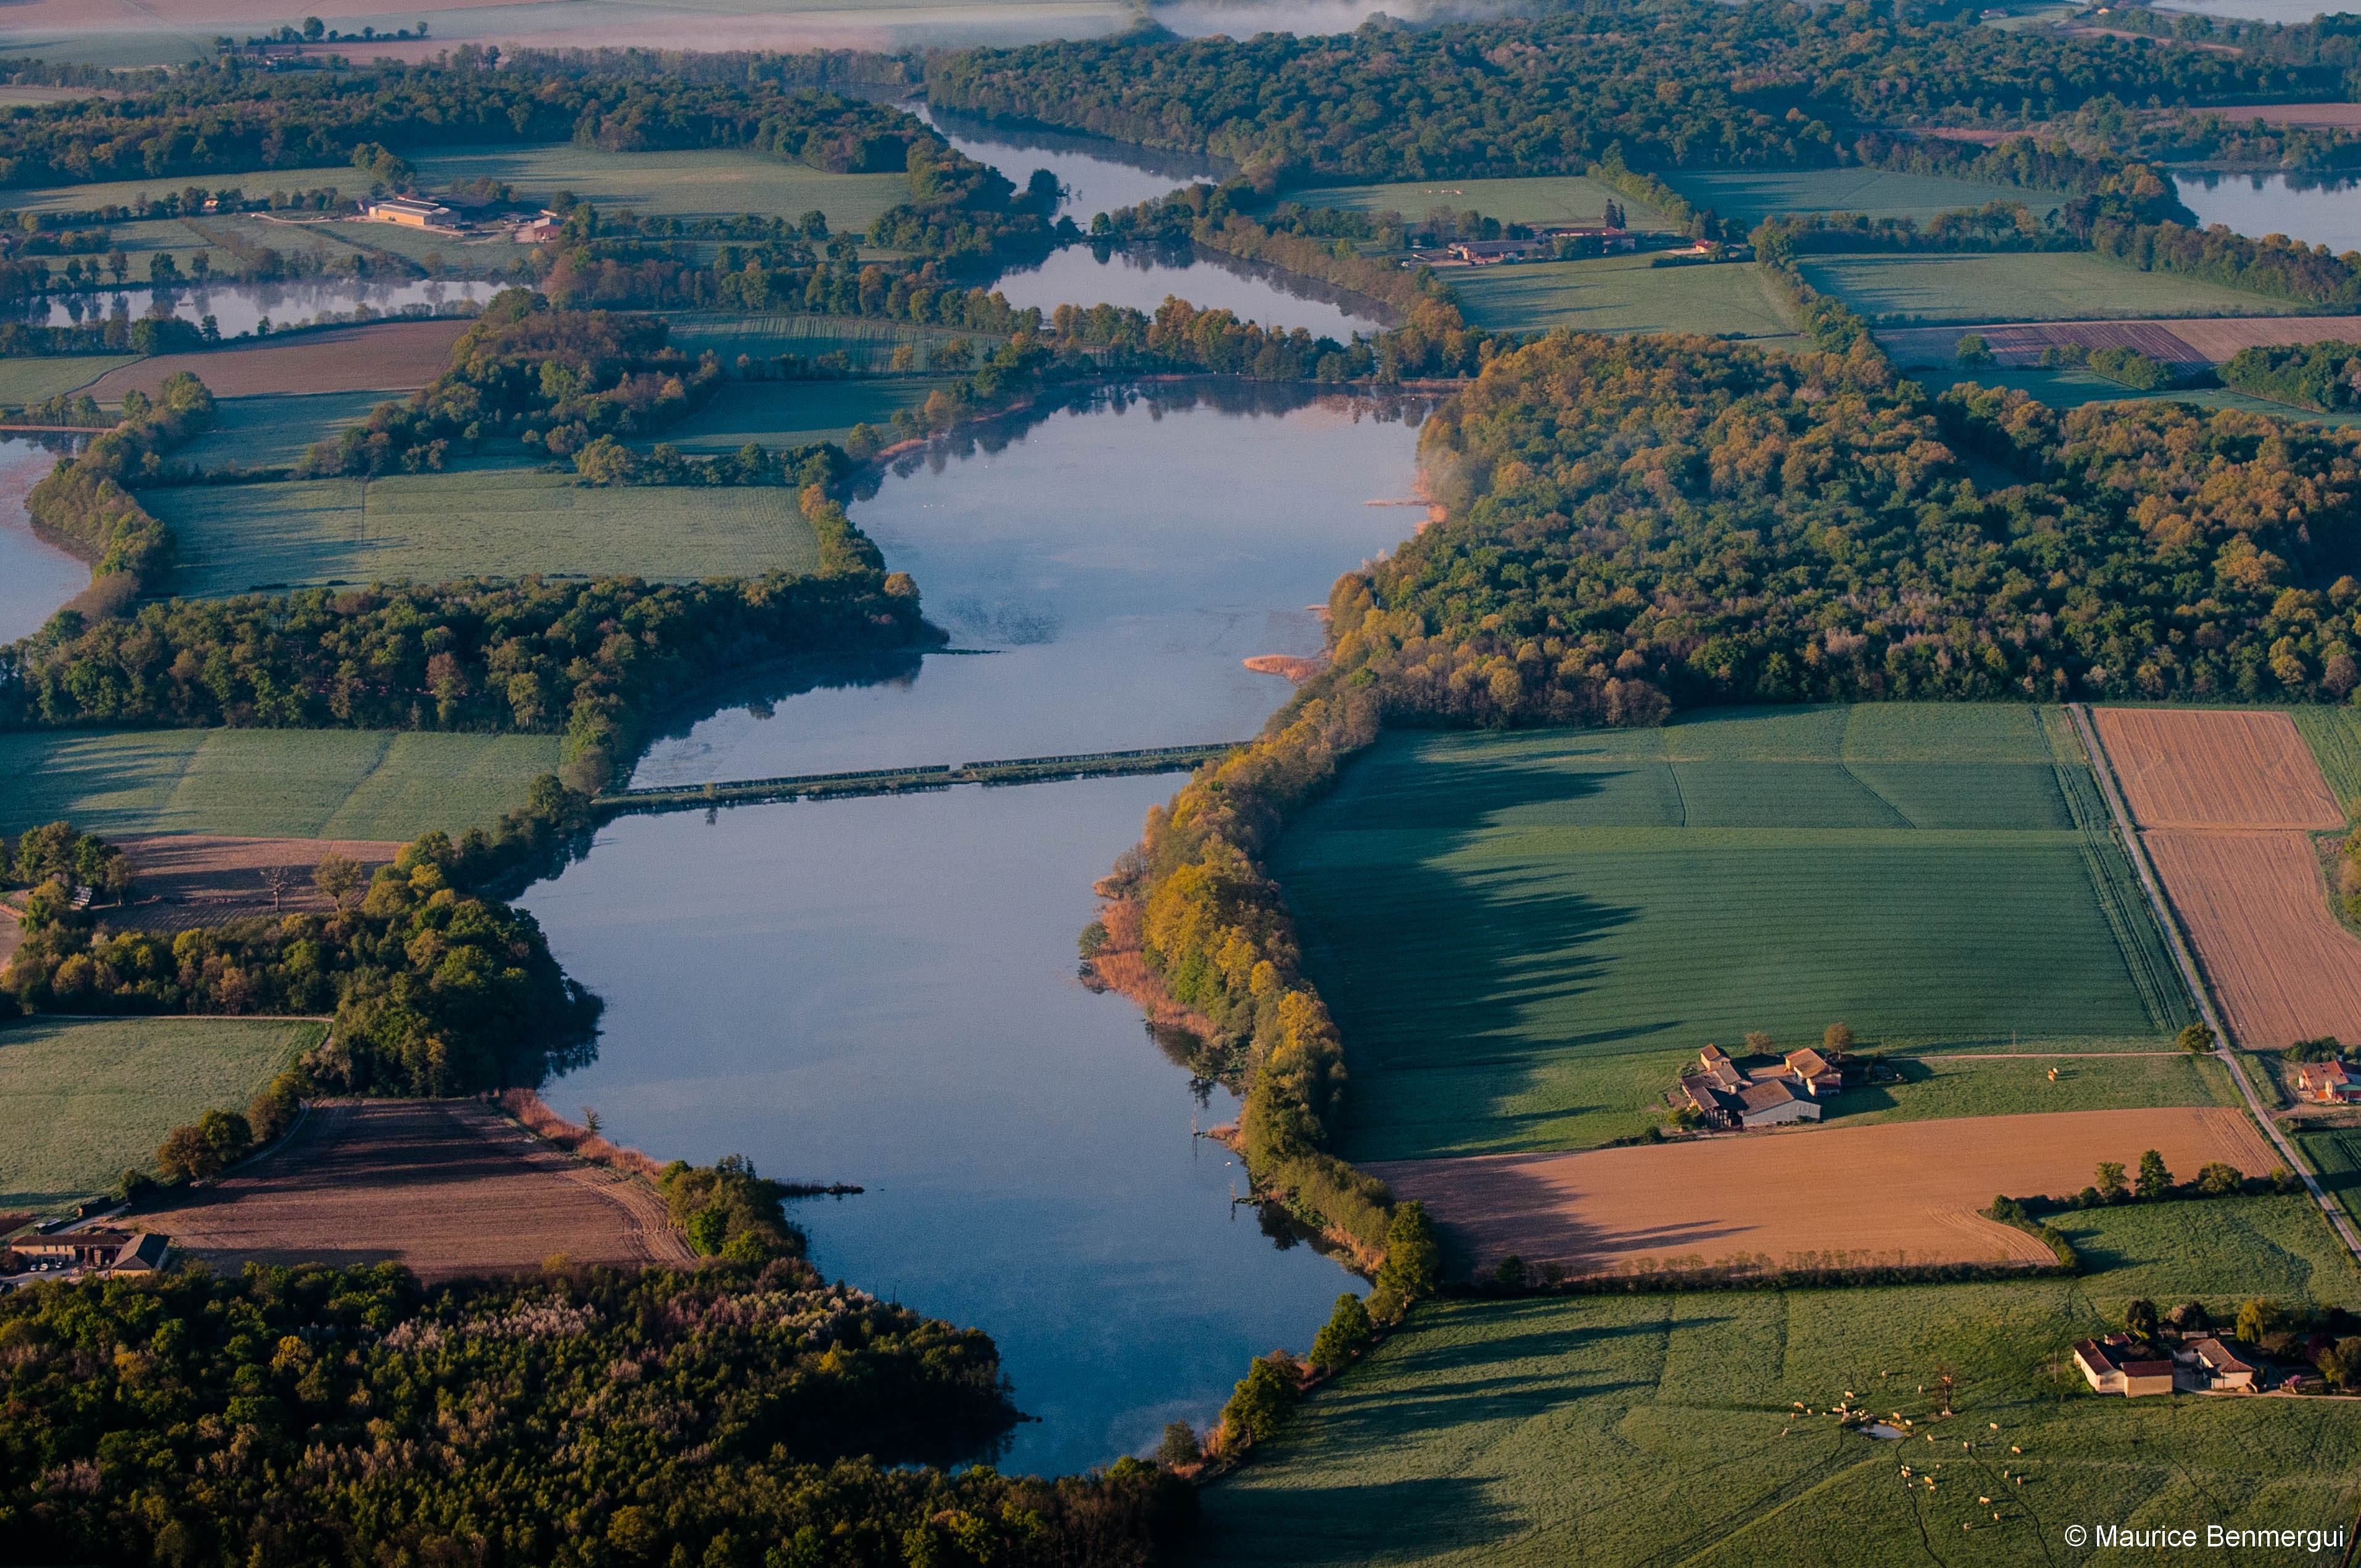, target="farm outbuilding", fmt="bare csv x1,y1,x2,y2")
2074,1336,2174,1397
